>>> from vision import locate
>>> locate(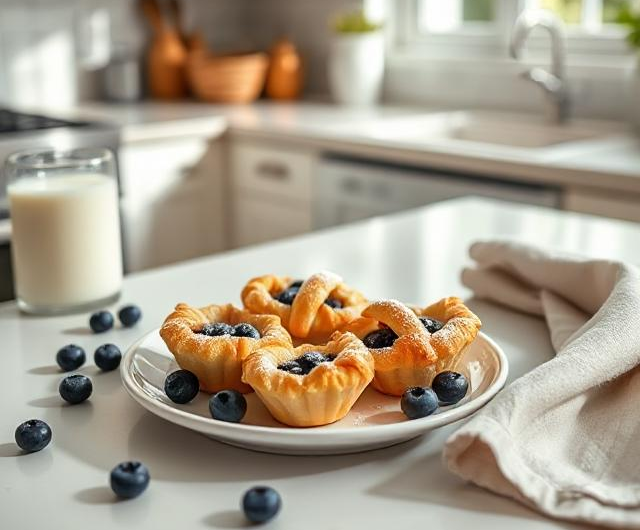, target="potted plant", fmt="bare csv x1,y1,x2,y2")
327,10,384,106
616,1,640,128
